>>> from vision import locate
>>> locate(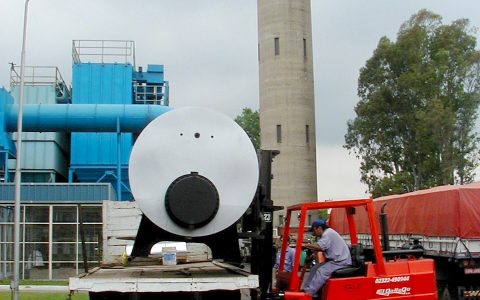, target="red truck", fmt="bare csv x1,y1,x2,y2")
330,183,480,299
